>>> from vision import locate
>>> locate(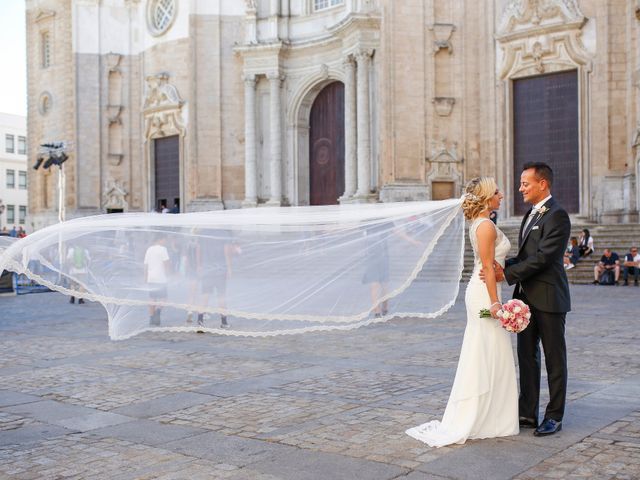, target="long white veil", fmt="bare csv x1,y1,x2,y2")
0,198,465,339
